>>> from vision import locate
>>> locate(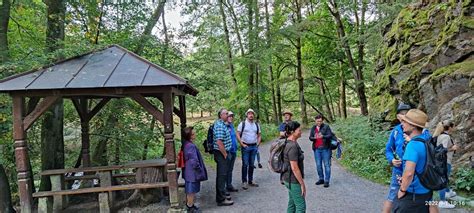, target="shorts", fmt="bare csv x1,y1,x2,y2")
391,191,432,213
387,170,402,202
185,181,201,194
